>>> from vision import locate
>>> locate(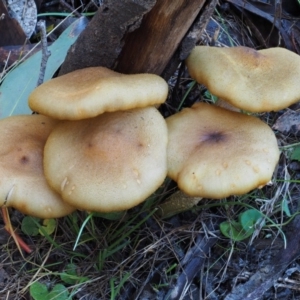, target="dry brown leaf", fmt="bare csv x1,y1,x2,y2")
273,109,300,136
